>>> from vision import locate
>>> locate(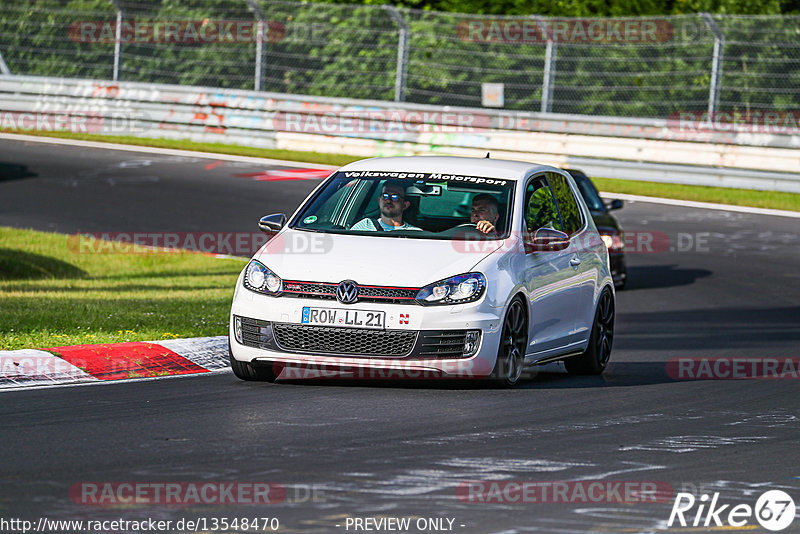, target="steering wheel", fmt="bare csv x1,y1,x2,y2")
453,223,478,228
